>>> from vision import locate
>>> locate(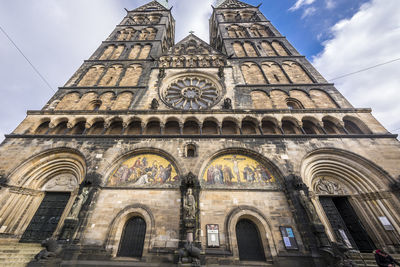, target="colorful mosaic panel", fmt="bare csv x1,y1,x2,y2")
108,154,178,187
